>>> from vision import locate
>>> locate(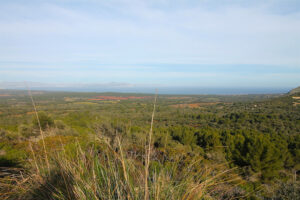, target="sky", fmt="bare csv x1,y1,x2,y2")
0,0,300,93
